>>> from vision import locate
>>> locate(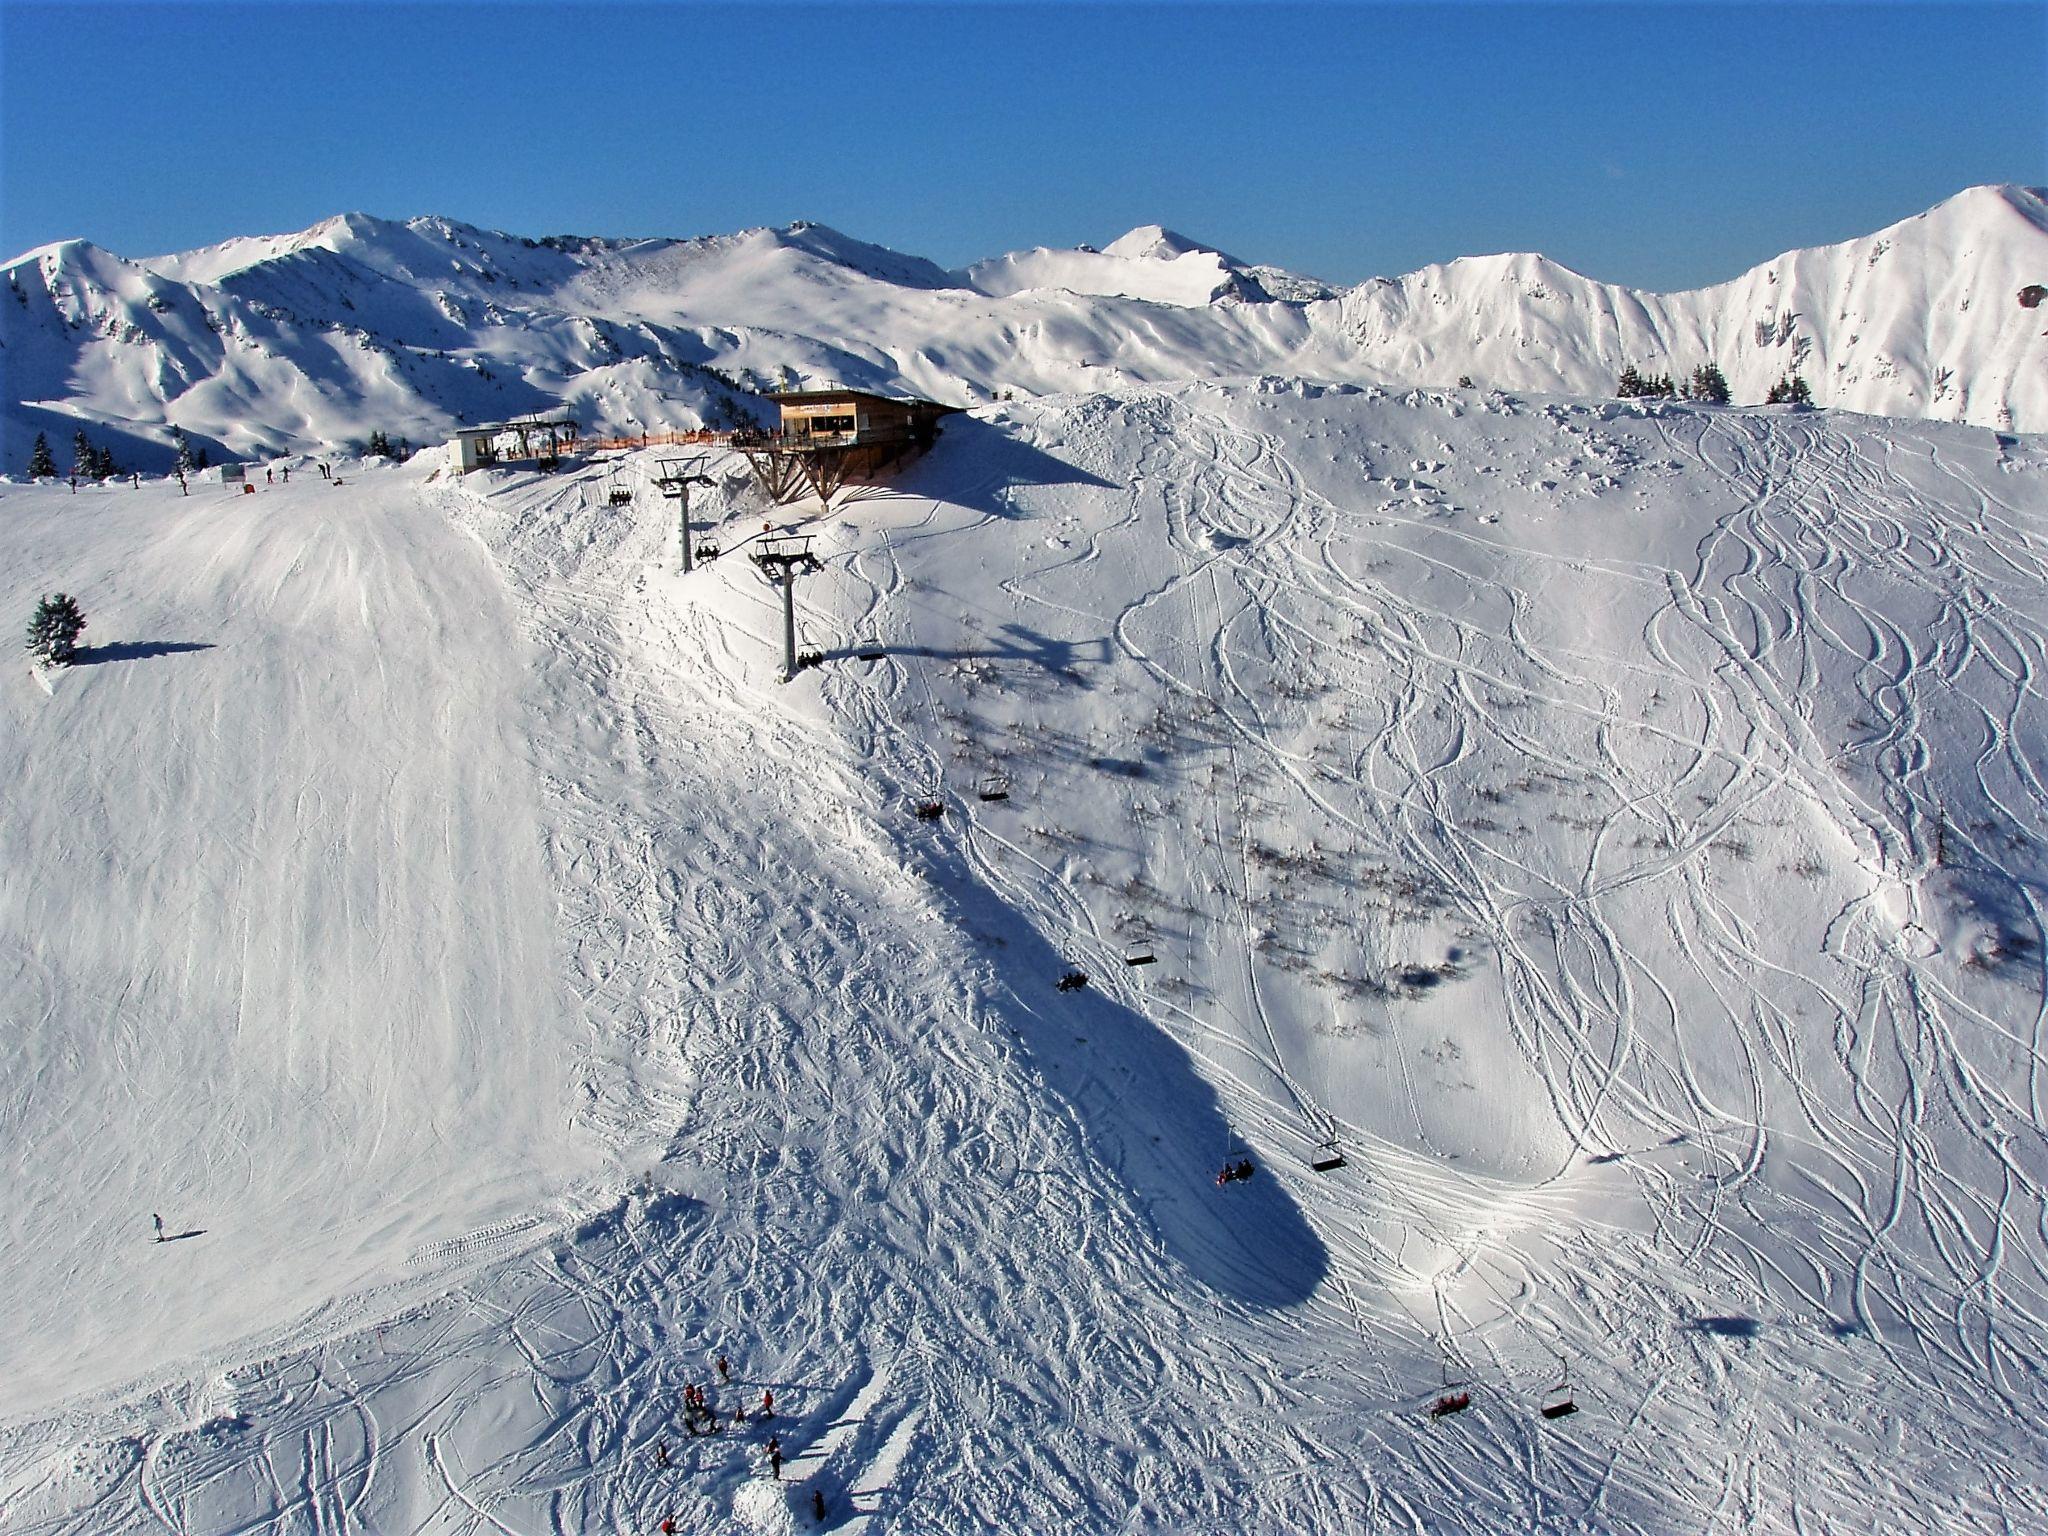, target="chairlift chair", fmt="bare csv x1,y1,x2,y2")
1056,969,1089,992
1309,1137,1347,1172
856,639,888,662
1121,938,1156,967
1428,1391,1472,1420
1540,1367,1578,1420
1426,1358,1471,1420
914,799,946,822
694,541,721,562
976,772,1010,802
